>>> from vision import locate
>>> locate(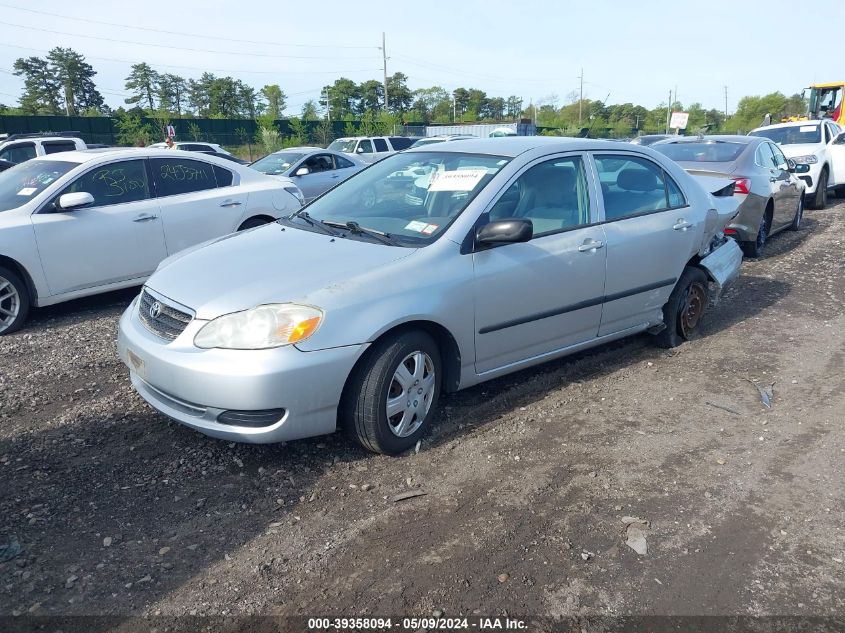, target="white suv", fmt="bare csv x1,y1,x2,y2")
327,136,415,163
0,134,87,165
749,120,845,209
